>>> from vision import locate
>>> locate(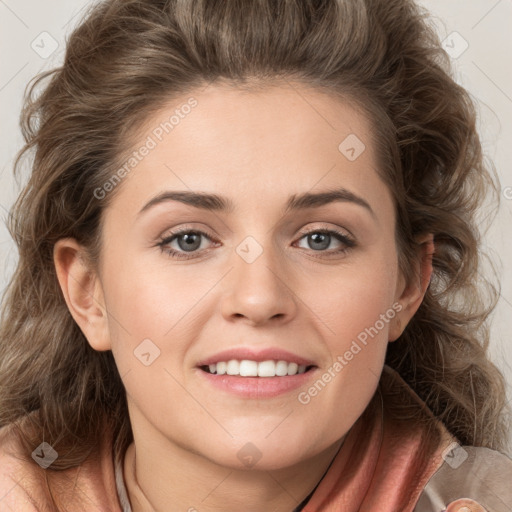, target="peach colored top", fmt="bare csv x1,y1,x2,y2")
1,364,511,511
